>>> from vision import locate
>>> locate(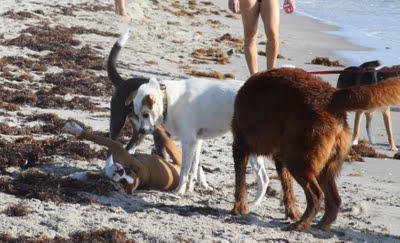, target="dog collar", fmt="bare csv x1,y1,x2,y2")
160,83,168,122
